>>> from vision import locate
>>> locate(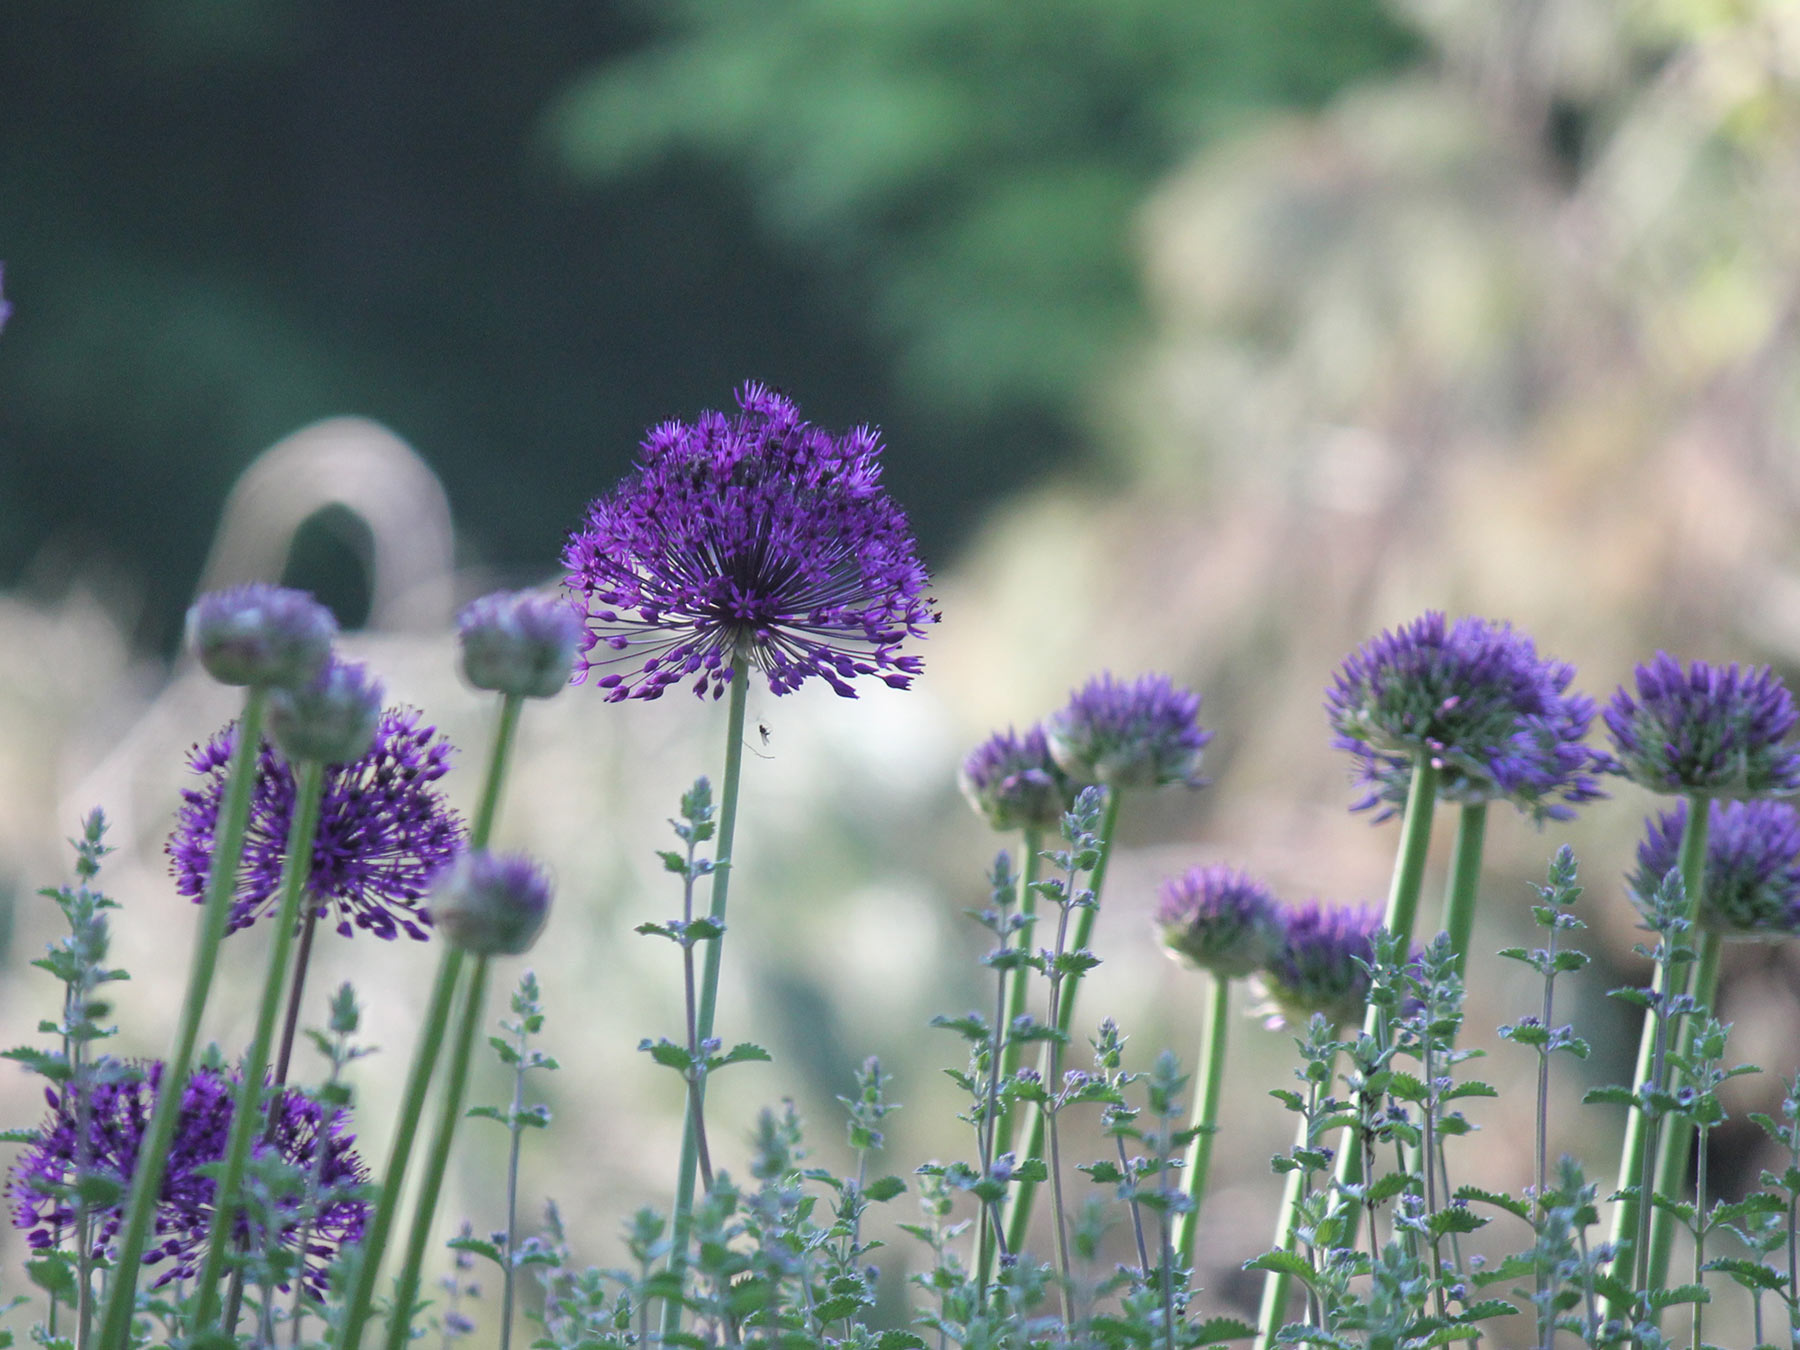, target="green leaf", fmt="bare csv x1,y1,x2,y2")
26,1253,77,1303
1442,1080,1498,1101
877,1333,928,1350
1191,1316,1258,1343
1243,1249,1315,1284
447,1234,506,1266
1386,1071,1429,1103
1456,1299,1519,1321
638,1038,693,1072
1582,1085,1635,1108
712,1042,772,1069
814,1296,865,1323
1079,1160,1125,1184
1425,1207,1488,1239
1014,1158,1048,1183
863,1175,907,1203
1646,1283,1709,1310
1365,1171,1414,1205
1703,1256,1786,1292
